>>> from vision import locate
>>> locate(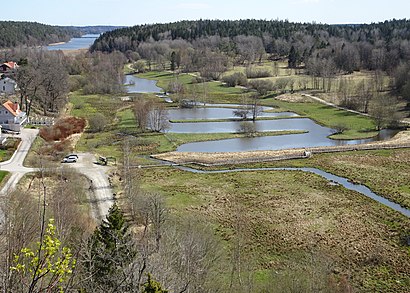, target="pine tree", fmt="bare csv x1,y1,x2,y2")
288,45,298,68
142,274,168,293
87,203,135,288
170,51,176,71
